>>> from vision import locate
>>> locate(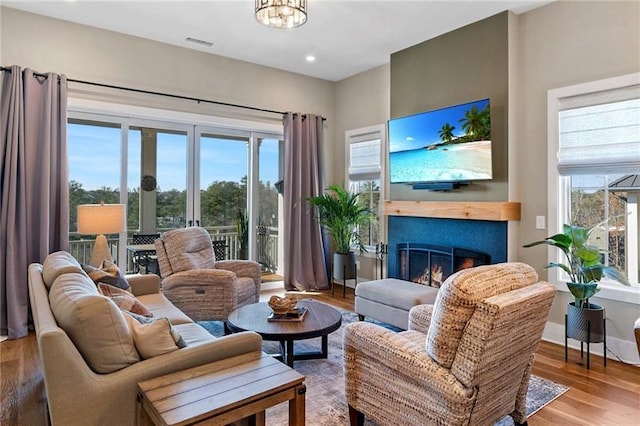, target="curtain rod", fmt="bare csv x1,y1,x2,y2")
0,66,327,120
